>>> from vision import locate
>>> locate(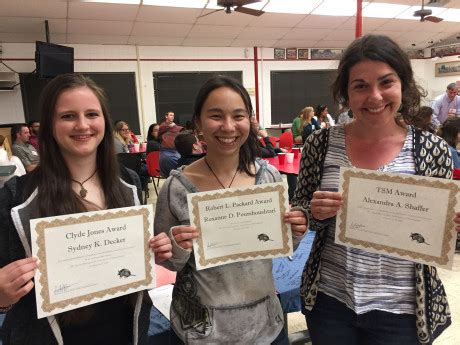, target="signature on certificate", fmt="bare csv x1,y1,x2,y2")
349,222,366,231
54,282,78,295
